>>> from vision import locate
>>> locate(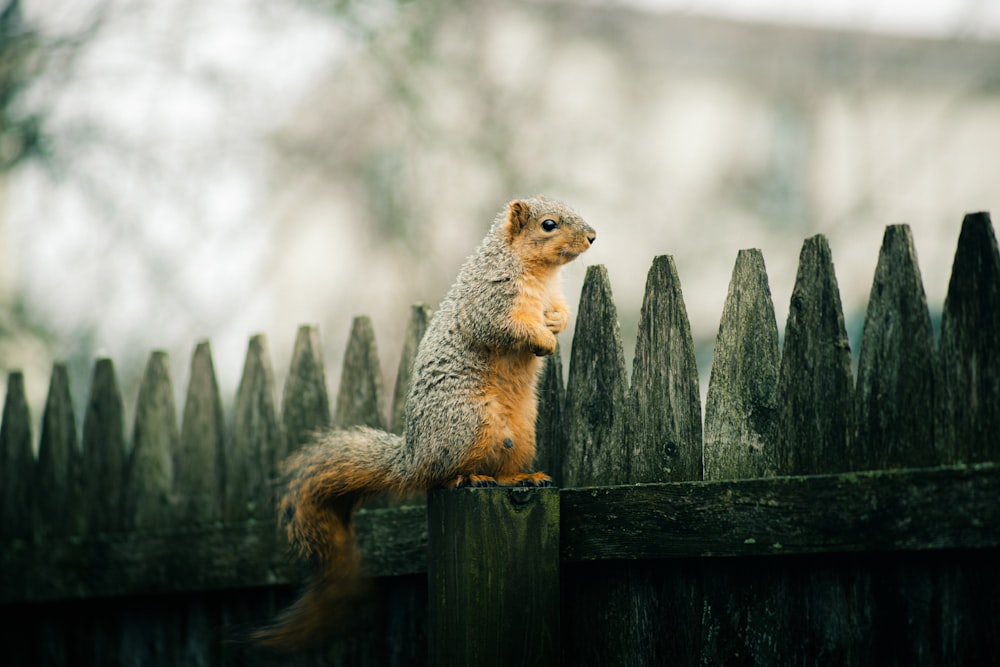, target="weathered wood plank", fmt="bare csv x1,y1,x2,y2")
120,598,179,667
534,346,565,482
628,255,702,483
119,355,183,667
281,324,330,454
565,261,687,665
1,371,34,540
704,249,780,481
227,335,281,521
937,211,1000,464
694,551,1000,665
176,341,225,524
699,249,783,663
334,315,387,430
427,488,559,666
592,255,702,664
563,264,628,487
924,212,1000,667
36,363,80,538
854,225,937,470
2,464,997,602
124,351,179,530
81,359,127,533
334,315,393,509
560,464,1000,561
774,234,854,475
389,304,429,435
0,505,428,602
